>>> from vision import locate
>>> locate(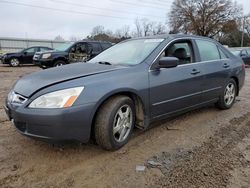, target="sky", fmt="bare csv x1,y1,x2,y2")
0,0,249,40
